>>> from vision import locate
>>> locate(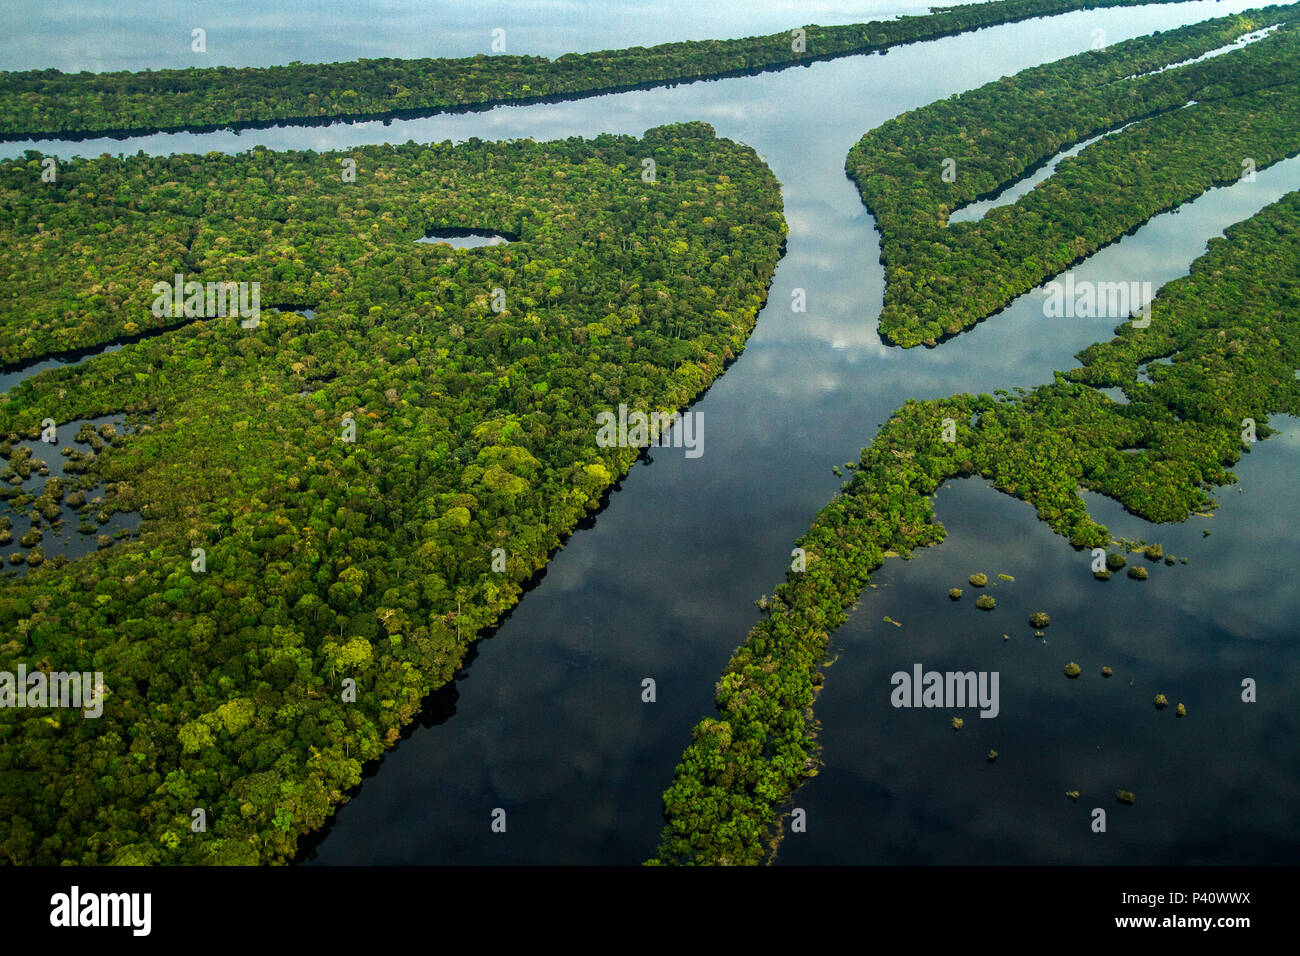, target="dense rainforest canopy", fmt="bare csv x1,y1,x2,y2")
0,0,1201,140
0,123,786,864
652,187,1300,865
3,0,1295,871
846,2,1300,346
